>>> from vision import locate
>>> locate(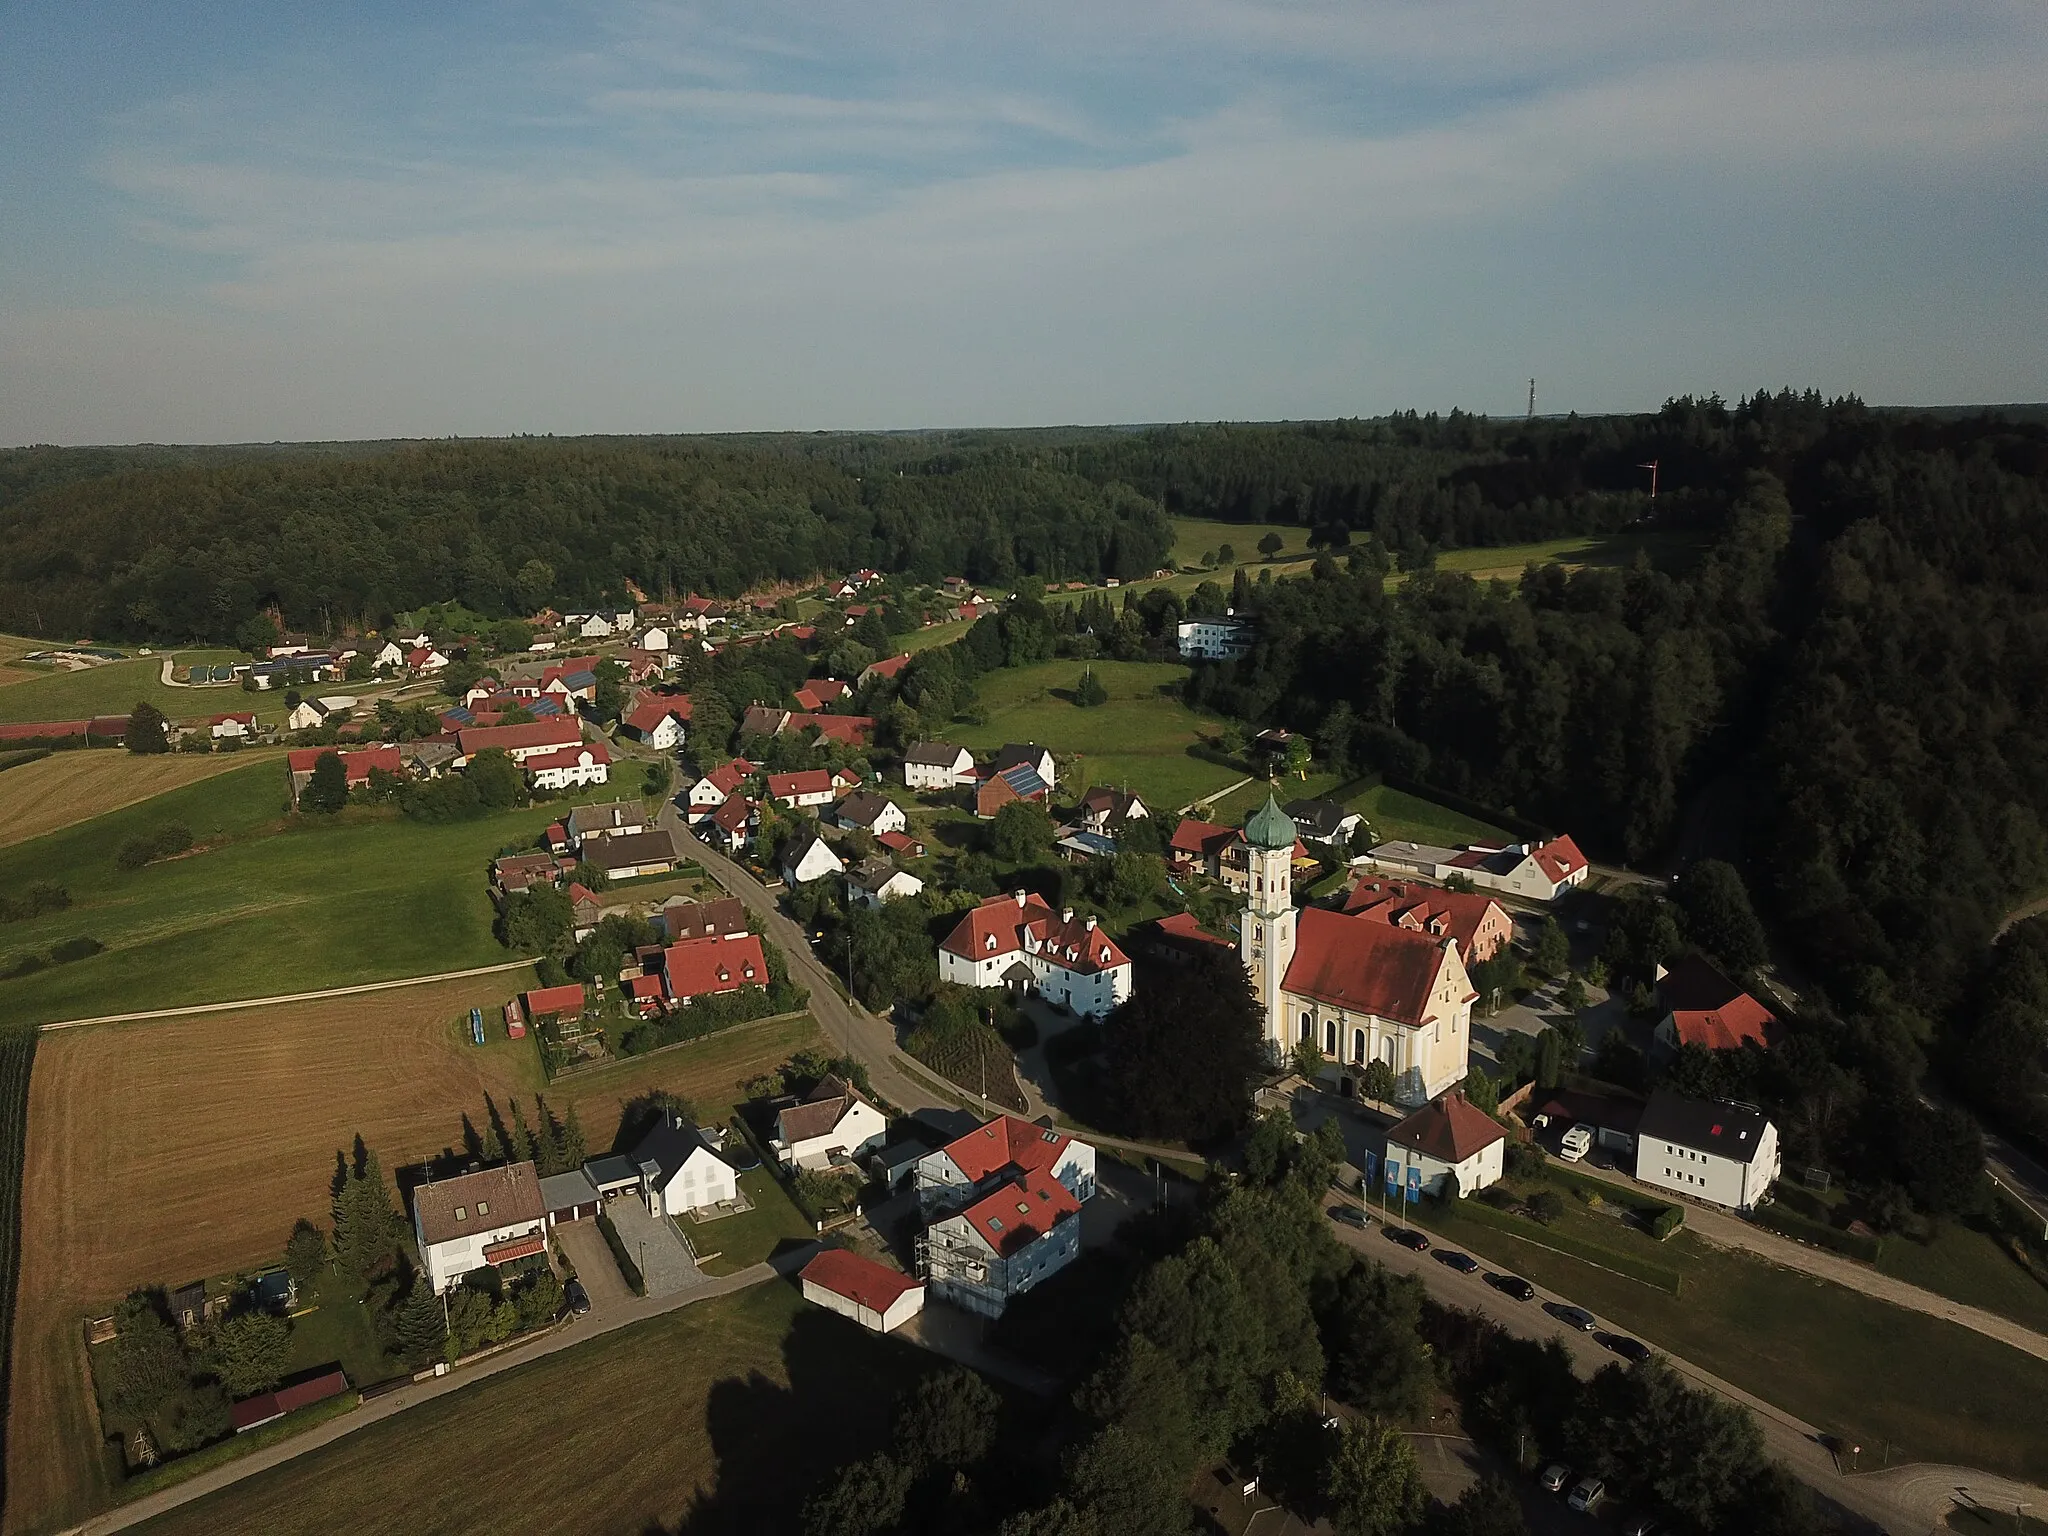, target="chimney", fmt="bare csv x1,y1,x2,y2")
1085,915,1098,931
674,1110,685,1130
